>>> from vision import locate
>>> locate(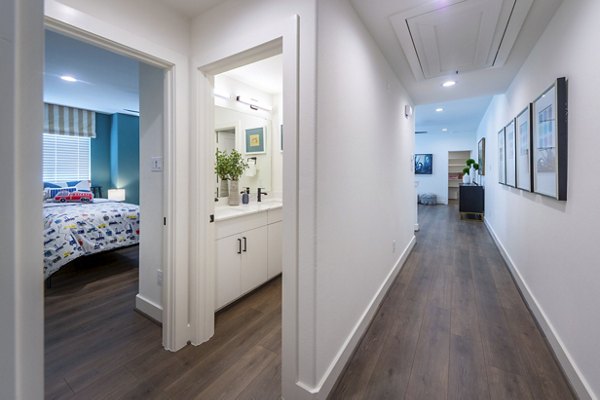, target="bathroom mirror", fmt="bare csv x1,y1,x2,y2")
215,105,272,198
